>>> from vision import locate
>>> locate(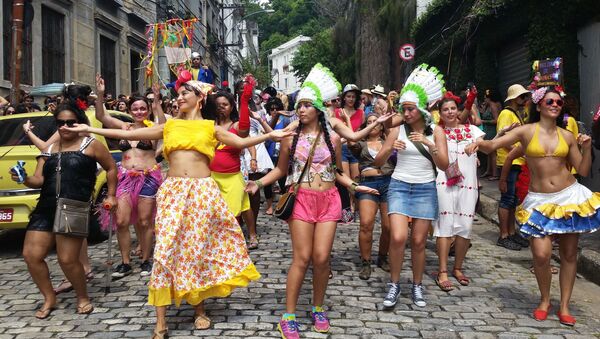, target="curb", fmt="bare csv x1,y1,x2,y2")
477,192,600,286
